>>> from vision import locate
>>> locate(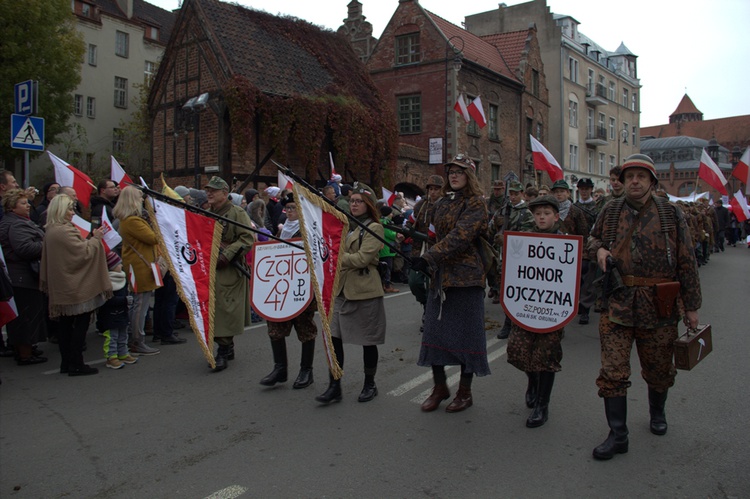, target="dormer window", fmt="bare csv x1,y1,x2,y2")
145,25,160,41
